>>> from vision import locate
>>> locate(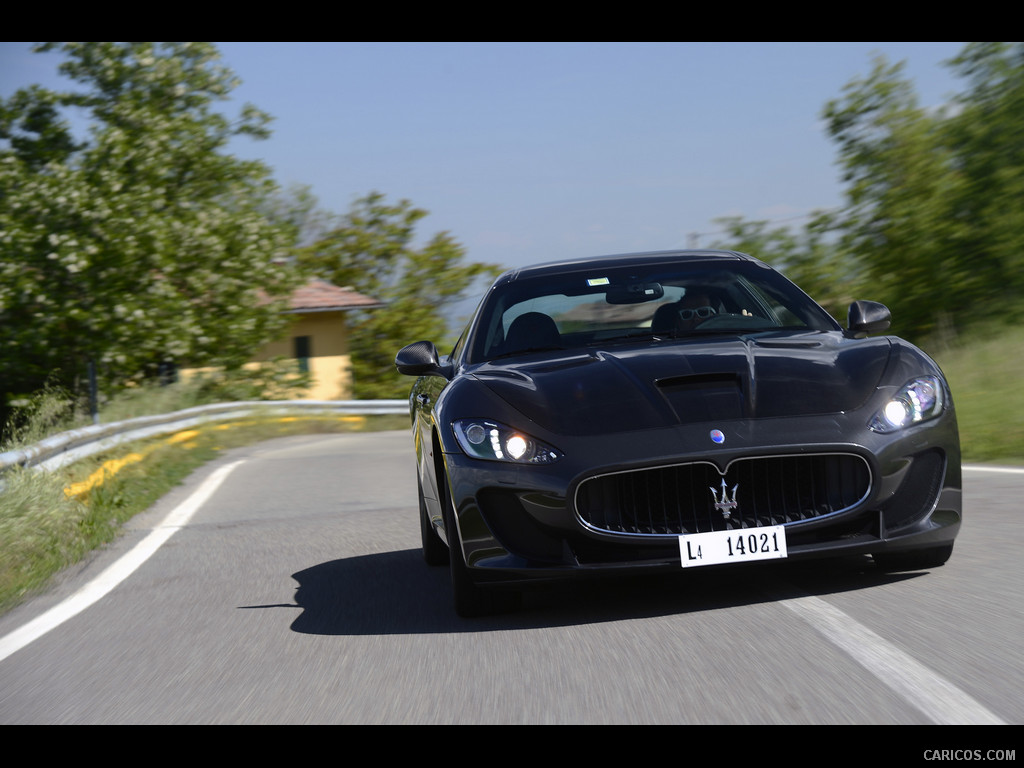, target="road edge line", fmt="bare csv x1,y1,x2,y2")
0,460,243,663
